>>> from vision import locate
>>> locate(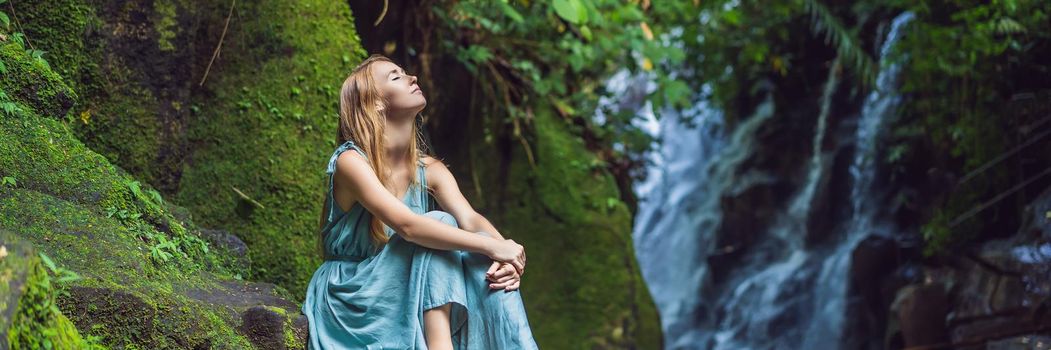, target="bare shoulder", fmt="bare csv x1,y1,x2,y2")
421,155,450,171
421,155,453,186
333,150,375,187
335,149,369,170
